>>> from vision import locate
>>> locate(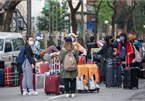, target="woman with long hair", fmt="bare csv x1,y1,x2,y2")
59,37,79,98
22,36,38,96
